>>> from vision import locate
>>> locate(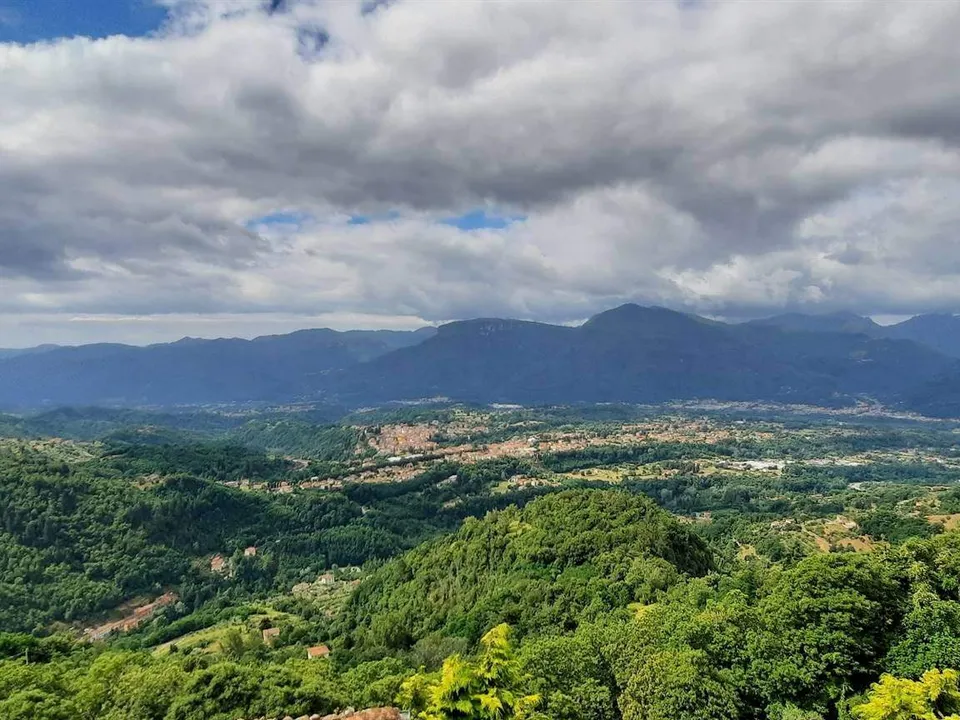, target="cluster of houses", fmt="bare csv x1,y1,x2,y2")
259,626,328,659
210,546,258,575
222,478,295,493
300,478,345,490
